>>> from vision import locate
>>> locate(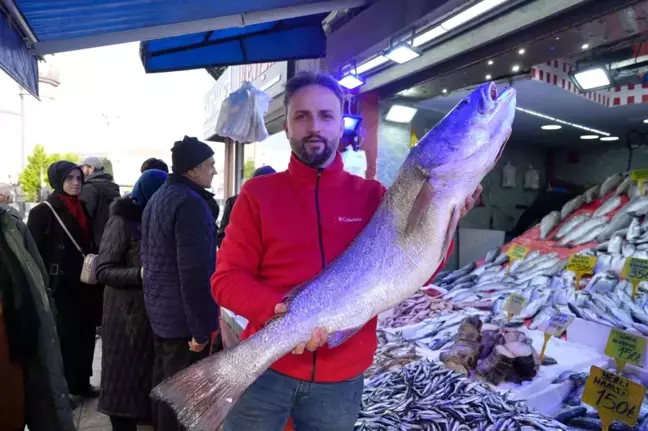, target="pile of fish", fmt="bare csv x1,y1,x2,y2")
380,291,452,328
366,329,424,378
354,359,569,430
551,366,648,430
